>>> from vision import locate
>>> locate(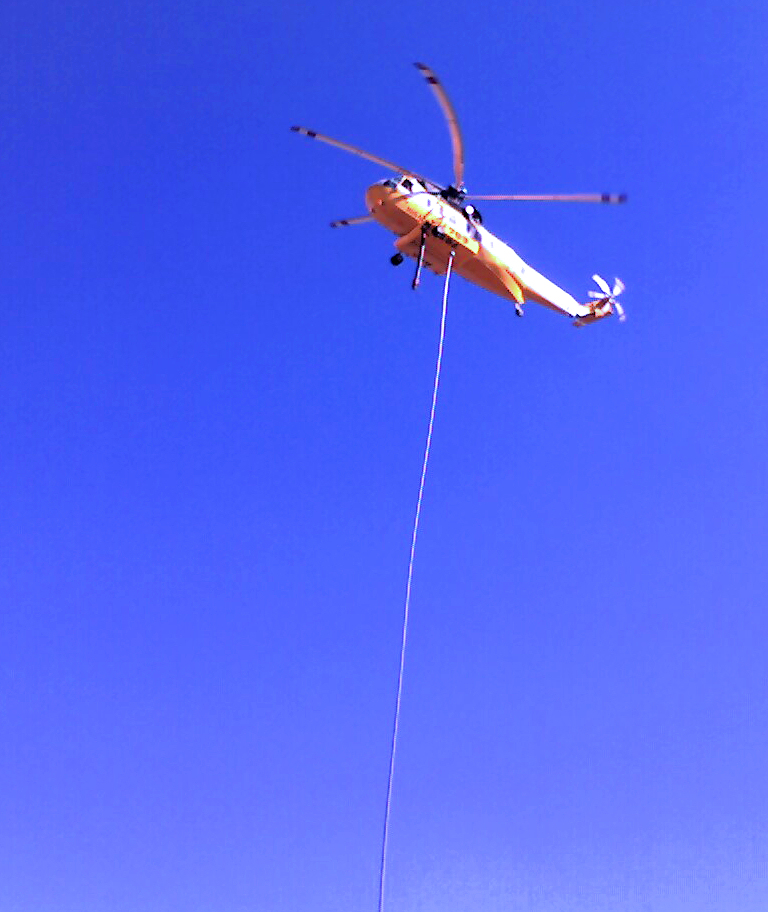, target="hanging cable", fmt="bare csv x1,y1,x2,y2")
377,249,455,912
